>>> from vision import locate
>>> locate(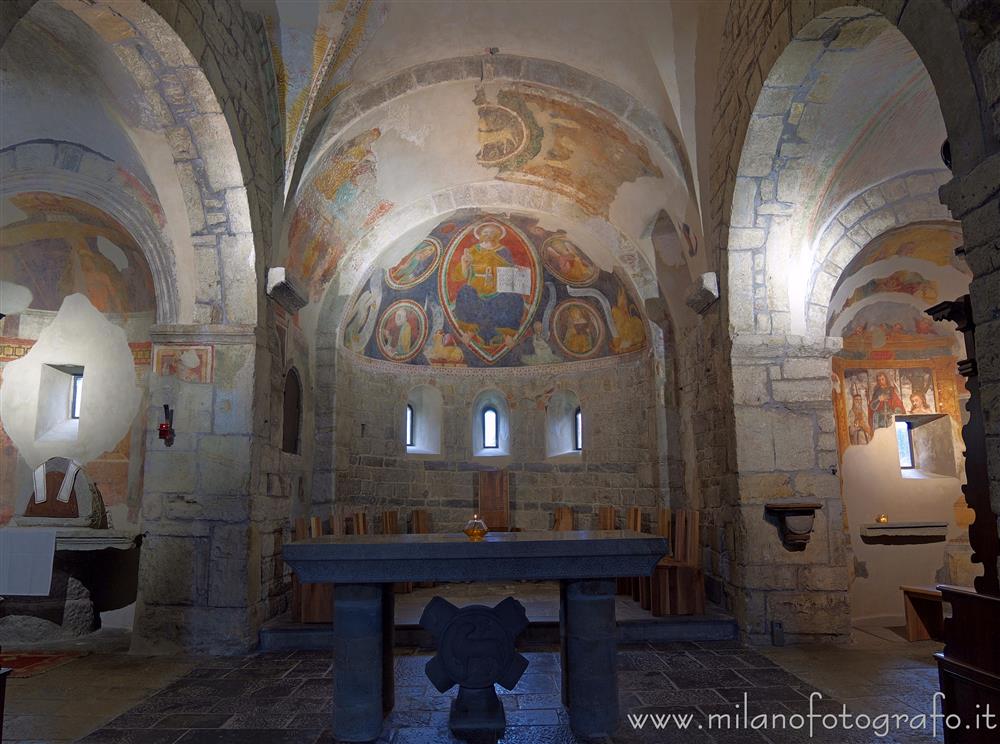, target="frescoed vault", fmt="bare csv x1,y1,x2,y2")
0,193,155,318
341,211,647,368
